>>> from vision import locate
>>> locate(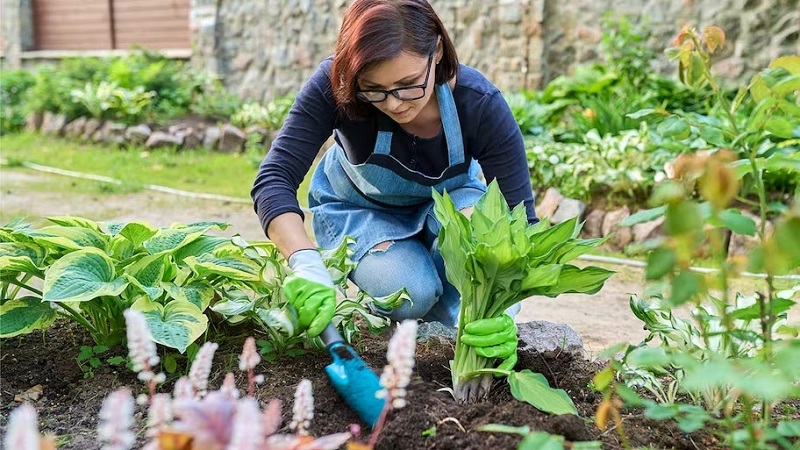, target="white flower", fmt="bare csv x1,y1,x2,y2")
189,342,218,396
654,171,666,183
378,320,418,409
239,337,261,372
123,309,160,381
98,388,135,450
173,376,195,400
289,379,314,436
4,404,40,450
145,393,173,438
228,397,264,449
